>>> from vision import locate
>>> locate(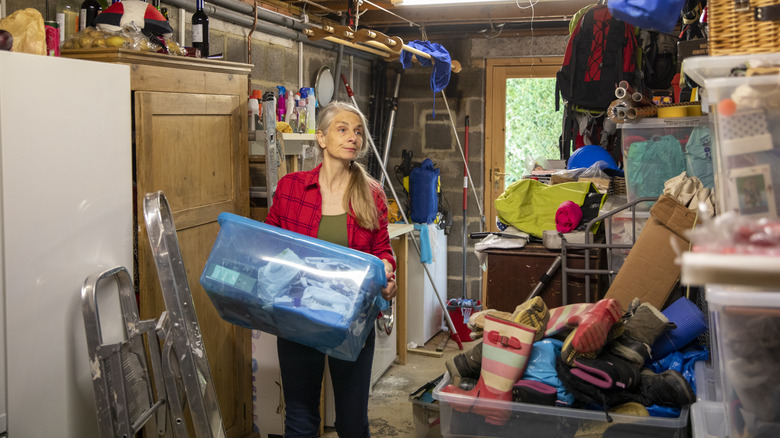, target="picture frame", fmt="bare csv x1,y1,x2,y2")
731,164,776,217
